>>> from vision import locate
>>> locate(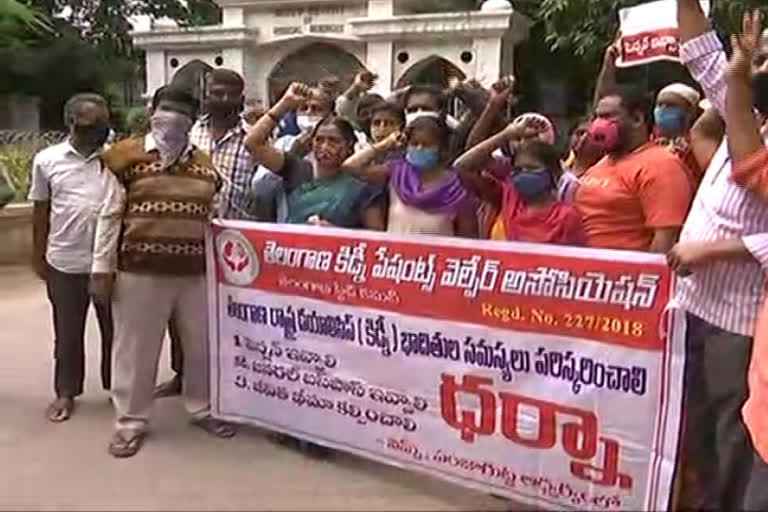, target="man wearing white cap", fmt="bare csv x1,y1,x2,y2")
652,82,708,182
654,82,701,137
